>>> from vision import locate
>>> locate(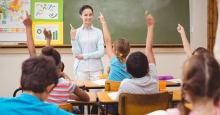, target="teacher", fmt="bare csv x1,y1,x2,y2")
70,5,104,81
